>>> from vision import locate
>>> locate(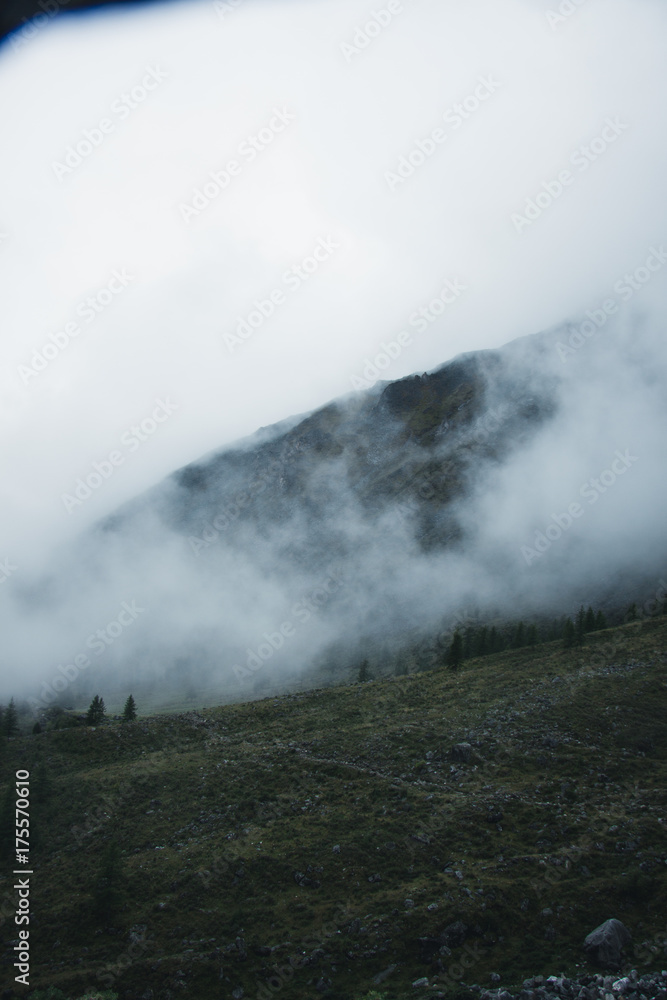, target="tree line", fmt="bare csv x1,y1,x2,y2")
443,601,658,670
